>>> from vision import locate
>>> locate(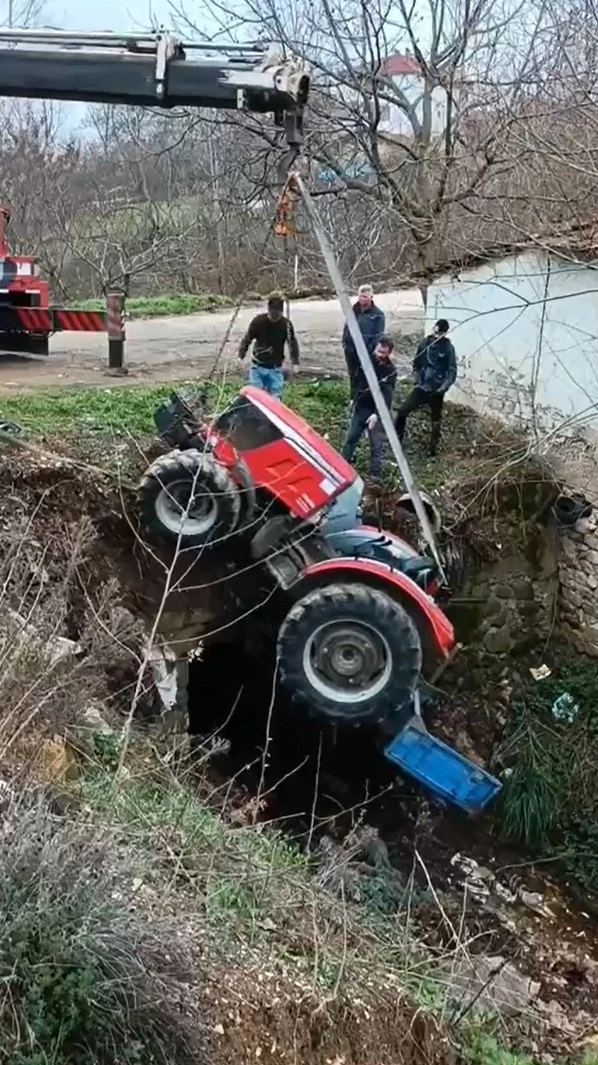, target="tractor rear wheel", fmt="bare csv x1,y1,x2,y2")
138,449,242,549
277,583,422,727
